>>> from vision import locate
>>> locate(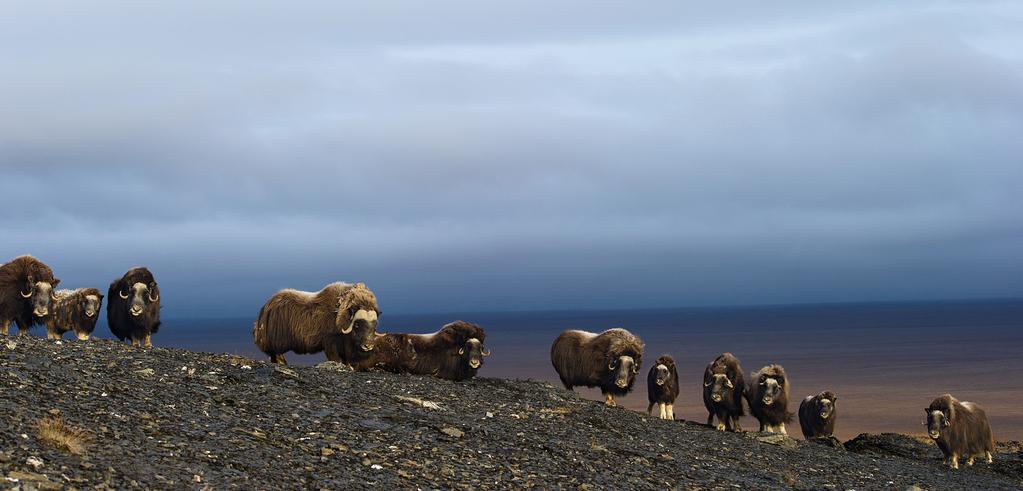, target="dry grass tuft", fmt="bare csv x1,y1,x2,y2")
36,415,89,455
